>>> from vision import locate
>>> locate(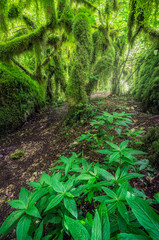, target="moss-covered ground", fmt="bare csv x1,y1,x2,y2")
0,92,159,239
